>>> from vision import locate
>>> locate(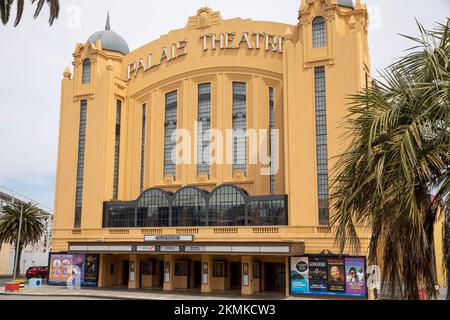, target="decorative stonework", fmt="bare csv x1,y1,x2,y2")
233,171,246,181
198,173,209,183
63,67,72,79
186,7,222,30
198,10,209,28
164,175,175,185
106,59,114,71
